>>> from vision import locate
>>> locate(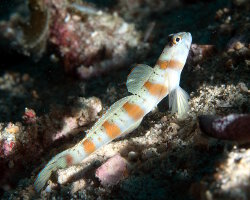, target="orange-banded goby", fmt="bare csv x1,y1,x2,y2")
34,32,192,192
